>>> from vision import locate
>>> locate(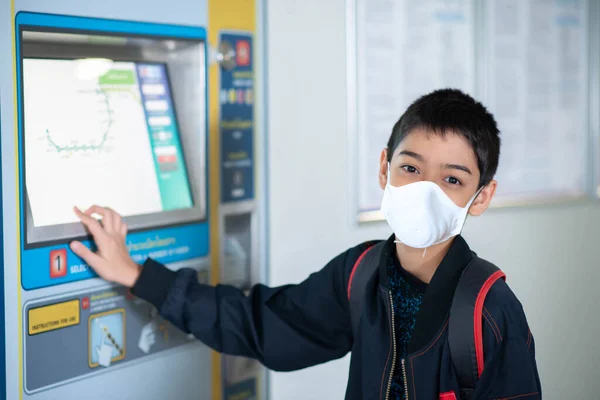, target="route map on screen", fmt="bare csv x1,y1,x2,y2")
23,59,193,227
